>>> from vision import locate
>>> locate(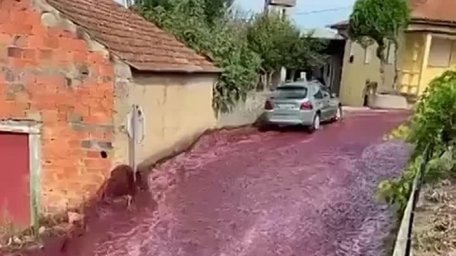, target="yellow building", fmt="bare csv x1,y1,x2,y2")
330,0,456,107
